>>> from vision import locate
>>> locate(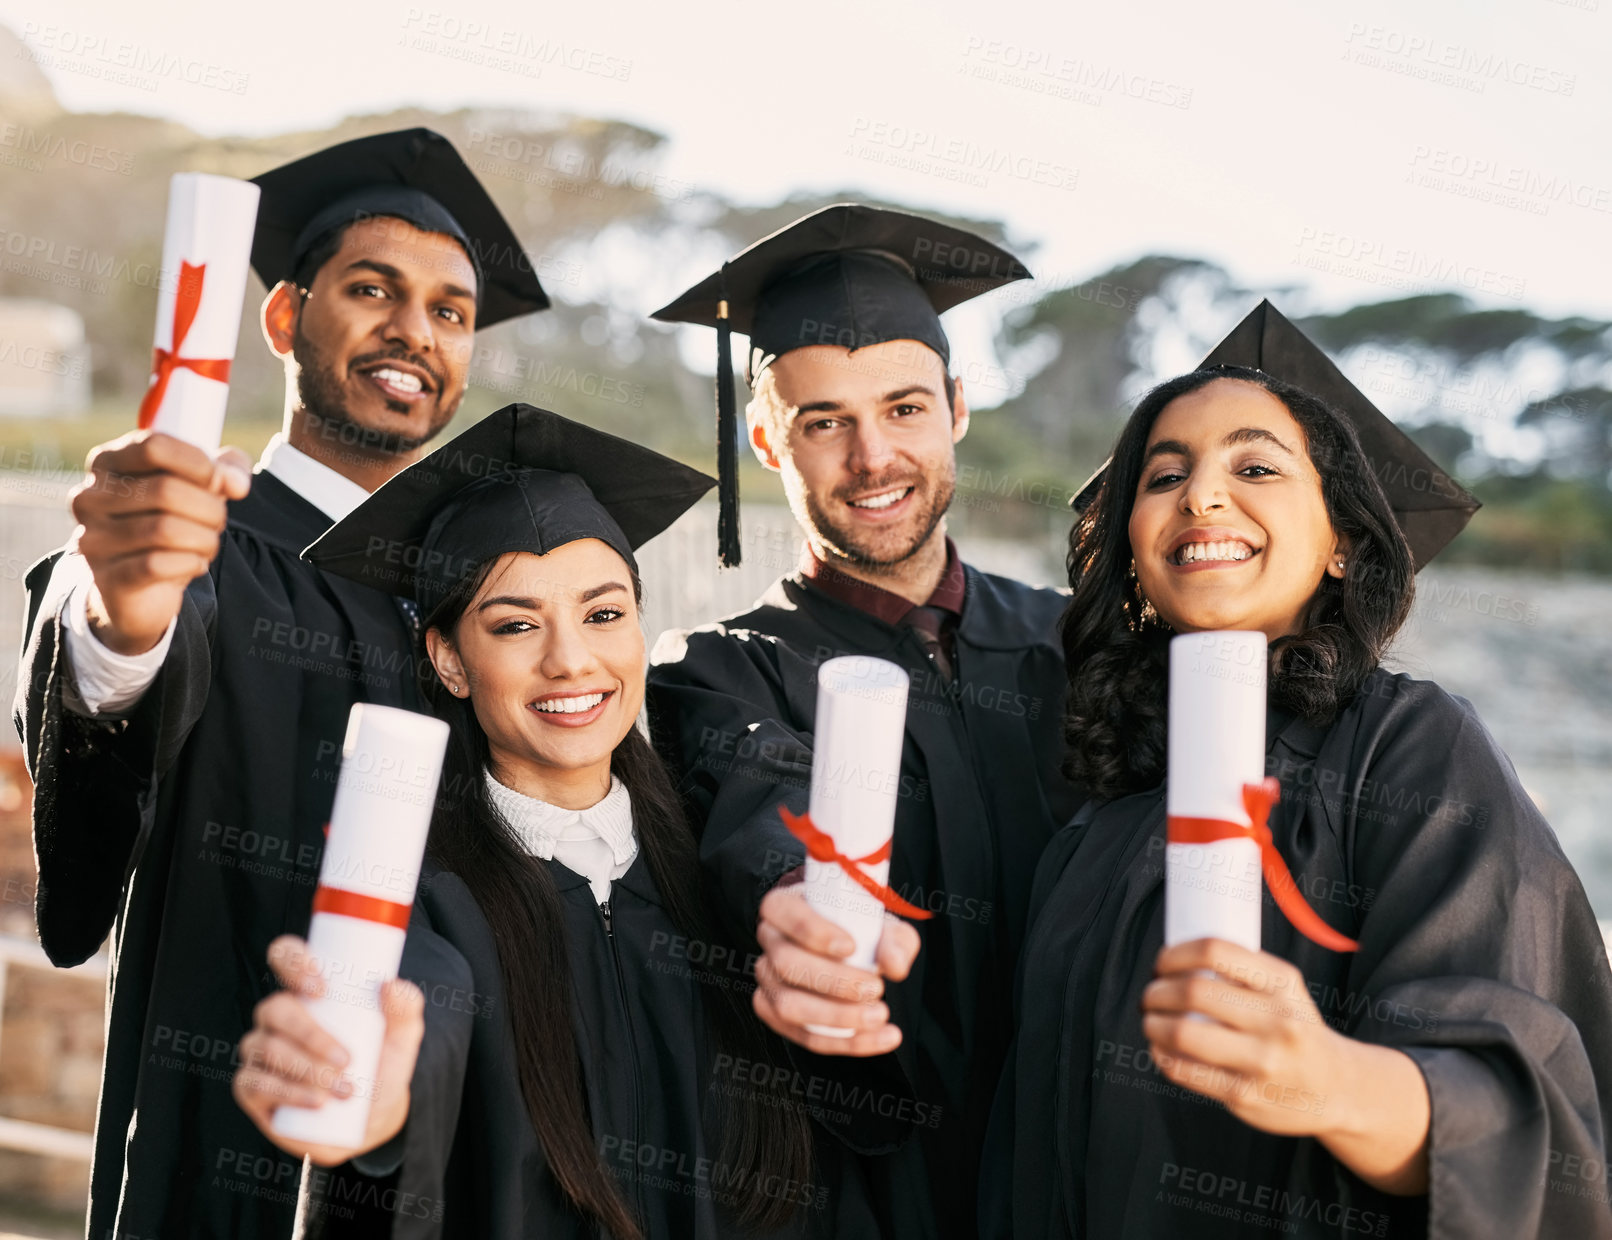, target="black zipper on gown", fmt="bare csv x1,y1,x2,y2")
598,895,645,1225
